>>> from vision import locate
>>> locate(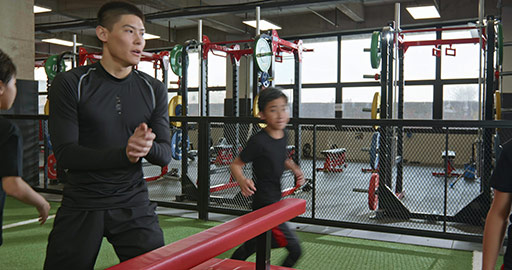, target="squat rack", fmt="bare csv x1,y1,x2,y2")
175,27,310,219
371,4,500,225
